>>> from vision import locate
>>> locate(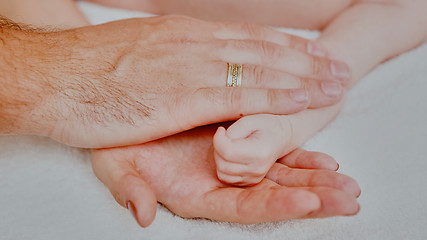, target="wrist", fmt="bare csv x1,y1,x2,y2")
0,26,58,136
